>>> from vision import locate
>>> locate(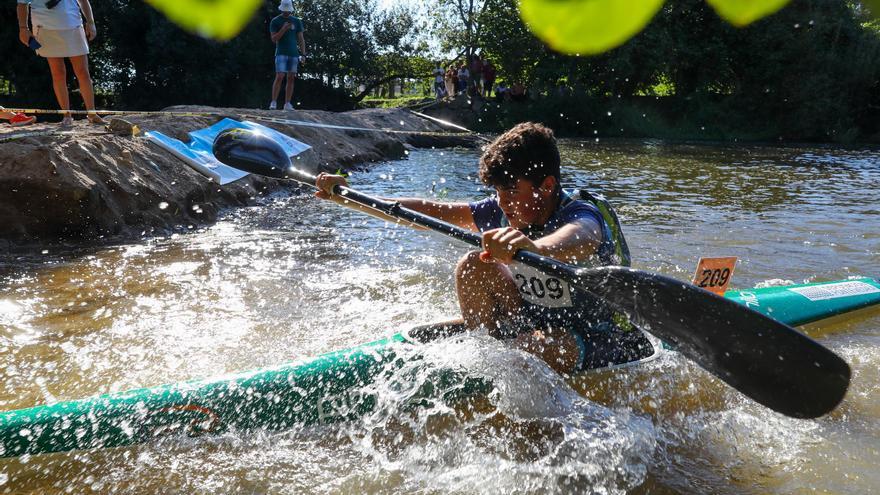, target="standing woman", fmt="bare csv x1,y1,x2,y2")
444,66,456,99
16,0,104,127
